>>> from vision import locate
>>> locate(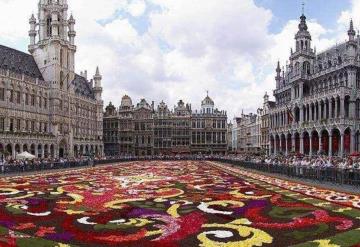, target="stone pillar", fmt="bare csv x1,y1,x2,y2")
329,135,333,157
350,101,356,119
11,144,16,159
335,99,338,118
292,108,296,124
285,137,288,156
300,135,304,154
319,102,322,120
34,145,38,158
340,134,344,157
274,138,277,155
292,135,296,152
309,136,313,157
279,137,282,154
351,133,355,153
340,97,345,118
41,146,45,158
319,132,323,153
300,106,304,123
329,100,333,118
